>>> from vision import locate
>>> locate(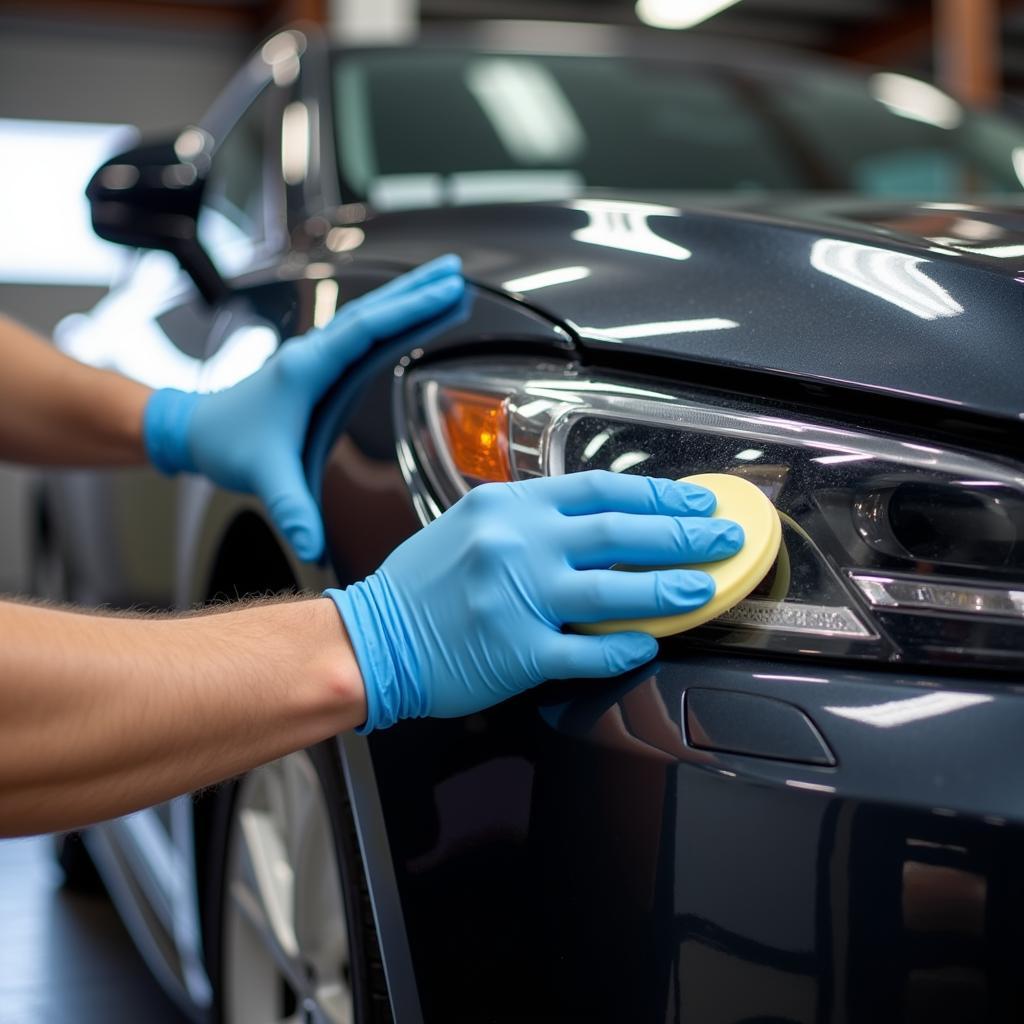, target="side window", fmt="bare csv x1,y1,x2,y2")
197,84,279,277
